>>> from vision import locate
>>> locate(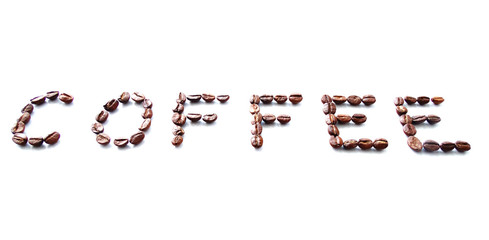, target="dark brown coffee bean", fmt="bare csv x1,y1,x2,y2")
114,138,129,147
103,99,119,112
251,113,263,124
142,108,153,119
172,135,183,146
203,114,218,123
332,95,347,104
131,92,145,103
217,95,230,103
172,113,186,126
187,94,202,103
172,126,185,136
262,114,276,124
322,102,336,114
139,118,151,131
394,97,404,106
250,104,260,114
142,99,153,108
321,94,333,104
343,139,358,149
404,96,417,105
46,91,59,100
427,115,441,124
251,135,263,148
18,112,31,124
44,131,60,145
173,103,184,113
412,115,427,124
30,95,46,105
289,93,303,104
12,133,28,145
187,113,202,122
91,122,104,134
440,141,455,152
431,96,444,105
358,138,373,150
336,114,351,124
96,110,109,123
417,96,430,105
325,114,337,125
28,137,44,147
399,115,412,125
423,140,440,152
202,94,215,102
396,106,408,115
277,115,291,124
403,123,417,136
347,95,362,105
96,133,111,145
11,121,25,133
260,95,273,104
176,92,186,104
59,93,74,103
119,92,130,103
328,125,339,136
130,132,145,145
250,95,260,104
362,95,376,105
329,136,343,148
455,141,471,152
251,123,263,135
274,95,288,104
373,138,388,150
407,136,422,151
351,113,367,124
21,104,34,114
